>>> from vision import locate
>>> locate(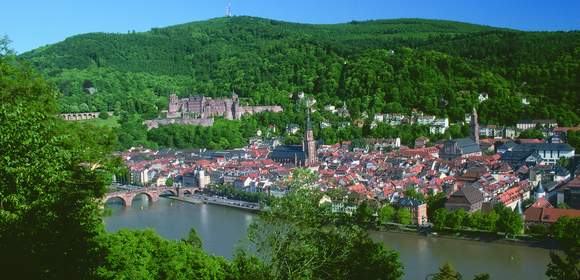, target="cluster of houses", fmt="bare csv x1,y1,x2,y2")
372,111,450,134
118,106,580,231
